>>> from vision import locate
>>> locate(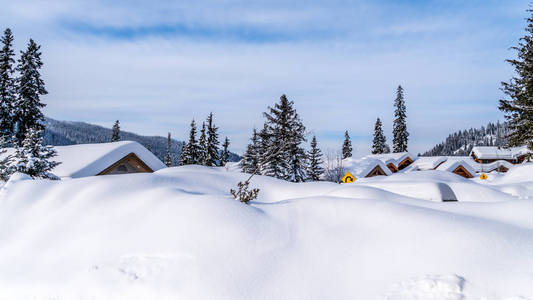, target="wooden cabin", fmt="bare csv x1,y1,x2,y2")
470,146,531,165
451,165,474,178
